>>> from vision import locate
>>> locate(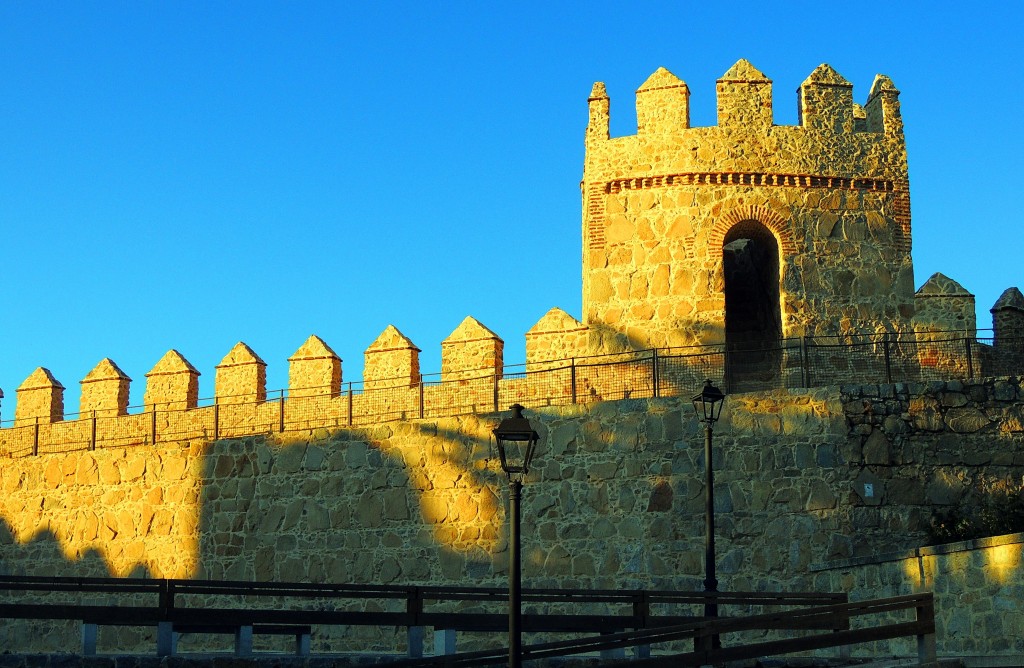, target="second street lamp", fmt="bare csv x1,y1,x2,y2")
692,379,726,648
492,403,540,668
